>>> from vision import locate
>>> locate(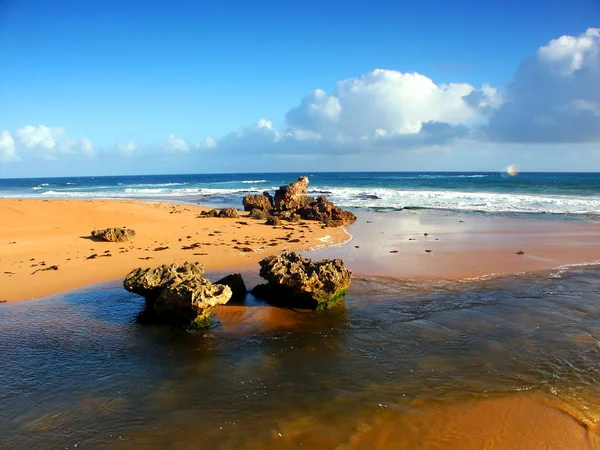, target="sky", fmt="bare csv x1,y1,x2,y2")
0,0,599,177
